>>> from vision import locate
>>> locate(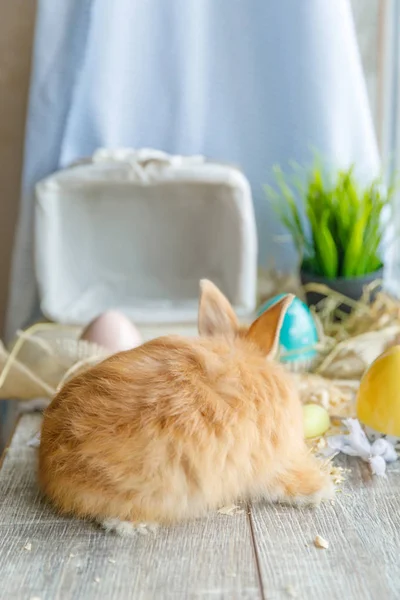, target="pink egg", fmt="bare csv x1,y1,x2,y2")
80,310,142,354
